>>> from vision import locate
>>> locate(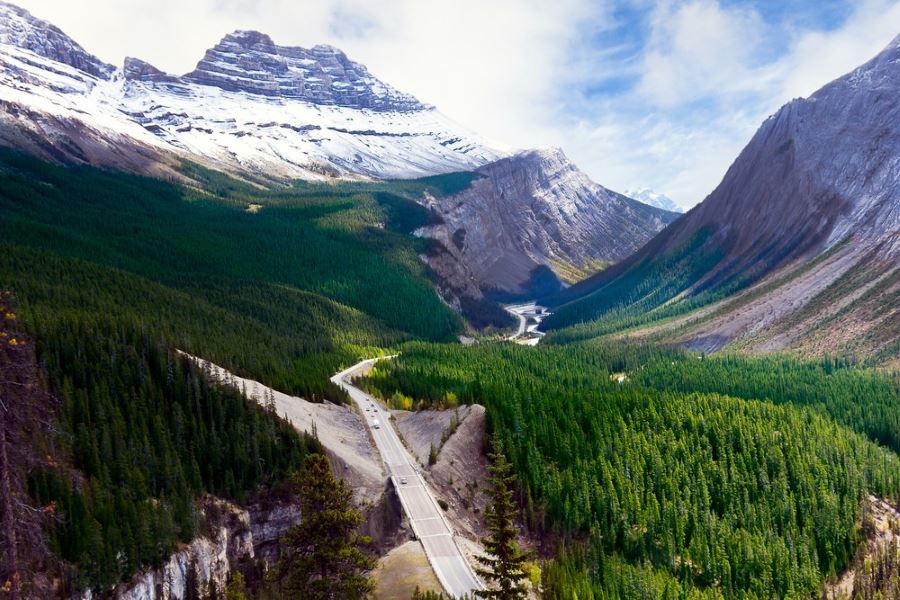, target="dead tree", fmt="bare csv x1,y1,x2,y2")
0,292,57,599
